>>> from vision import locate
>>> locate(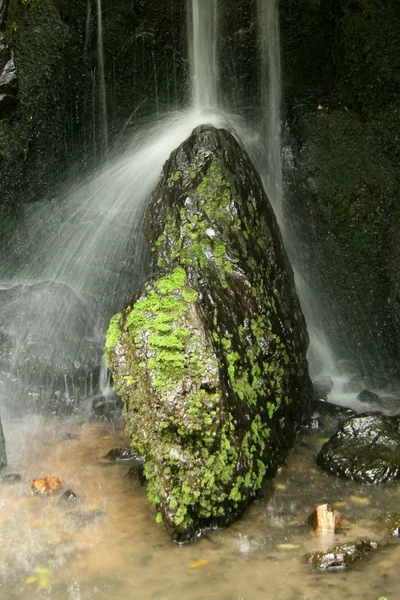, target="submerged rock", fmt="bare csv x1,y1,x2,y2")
377,513,400,537
31,476,64,495
104,448,143,462
0,33,18,117
0,415,6,469
317,412,400,484
59,489,80,504
106,125,312,542
357,389,381,405
305,539,380,570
